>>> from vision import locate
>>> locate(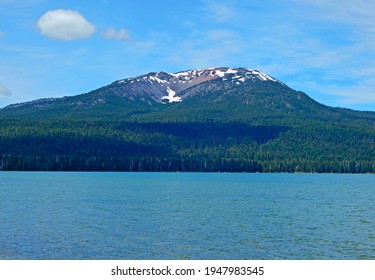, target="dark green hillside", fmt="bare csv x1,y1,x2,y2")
0,118,374,173
1,67,375,172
